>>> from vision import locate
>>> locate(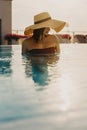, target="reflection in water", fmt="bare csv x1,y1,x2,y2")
0,46,12,76
32,63,48,86
24,54,59,86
